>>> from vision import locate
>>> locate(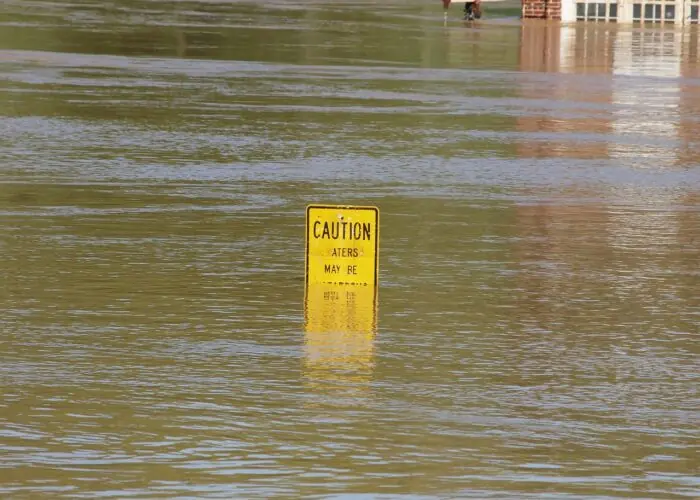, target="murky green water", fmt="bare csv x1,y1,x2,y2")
1,0,699,498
